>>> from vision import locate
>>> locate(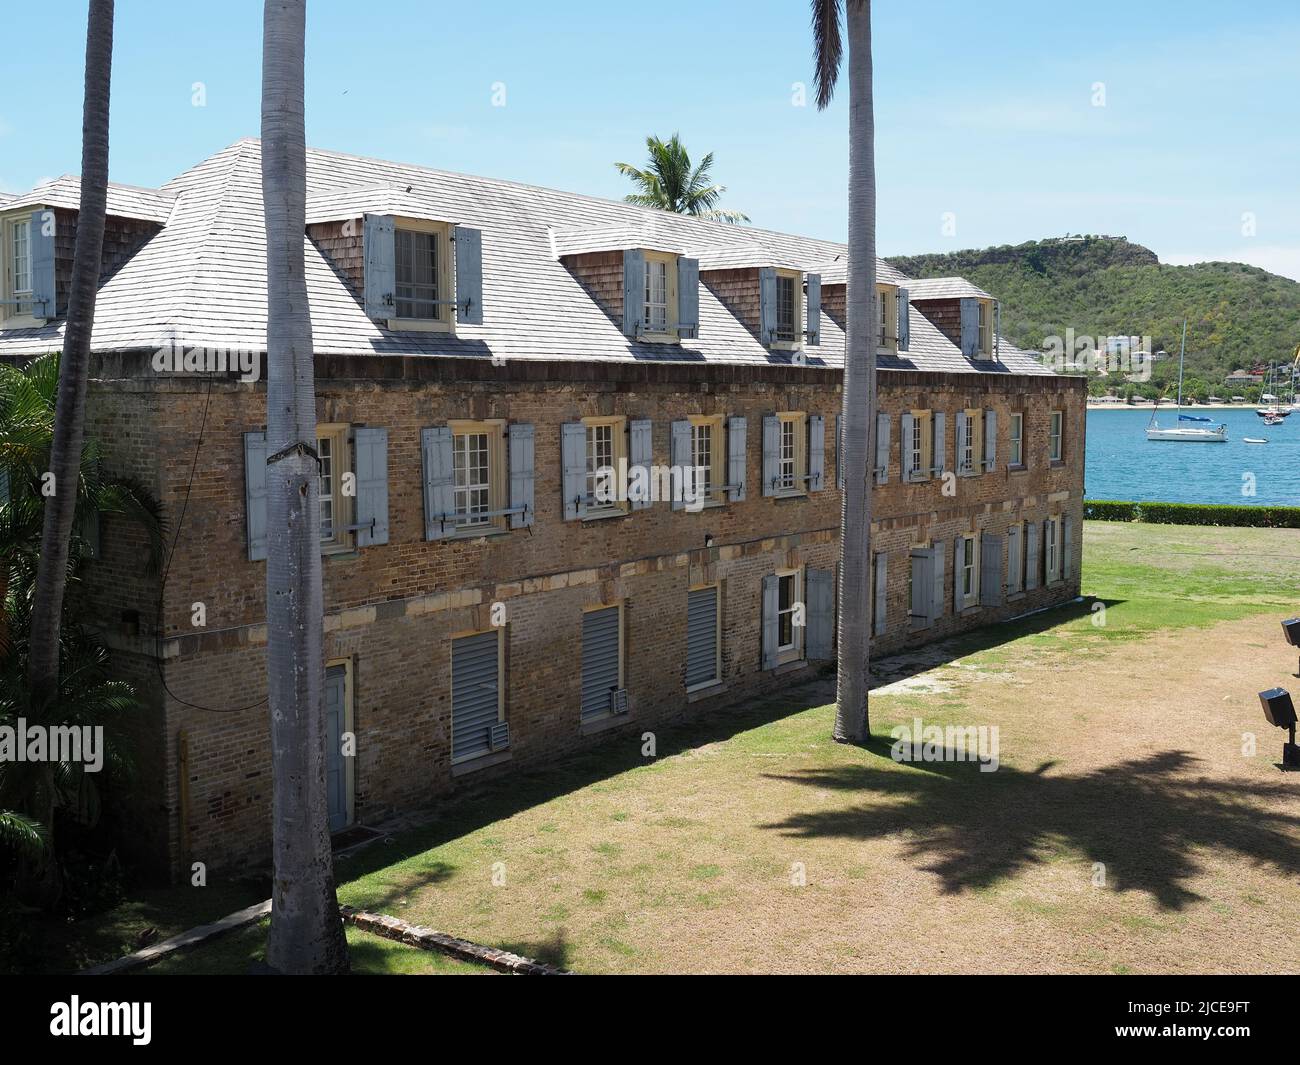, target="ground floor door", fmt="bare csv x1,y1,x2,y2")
325,663,351,833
